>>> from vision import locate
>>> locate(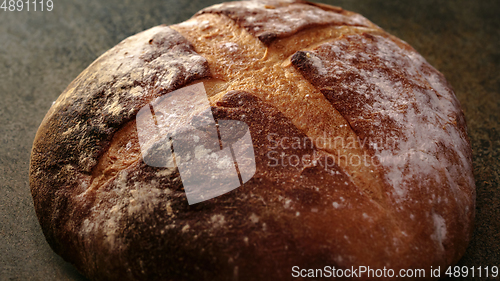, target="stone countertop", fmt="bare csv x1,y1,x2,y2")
0,0,498,280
